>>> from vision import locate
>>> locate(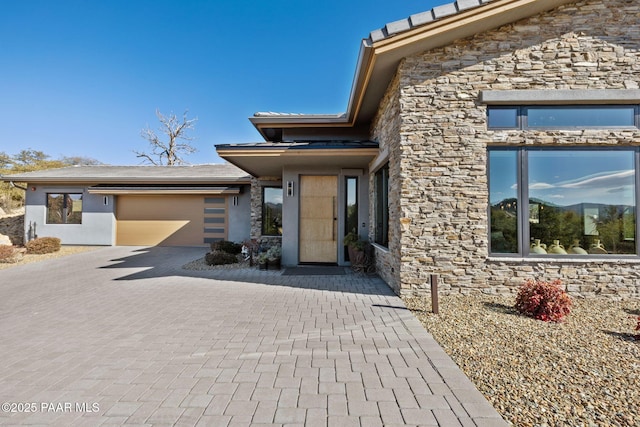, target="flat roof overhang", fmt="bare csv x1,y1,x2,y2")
87,186,242,195
216,142,379,177
250,0,575,141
